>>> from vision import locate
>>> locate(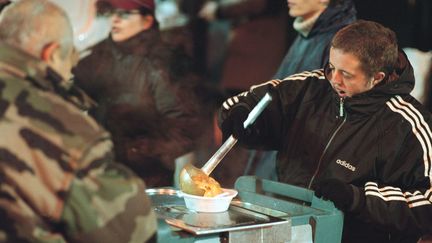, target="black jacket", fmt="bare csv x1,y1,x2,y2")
274,0,356,79
219,52,432,242
73,29,203,187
